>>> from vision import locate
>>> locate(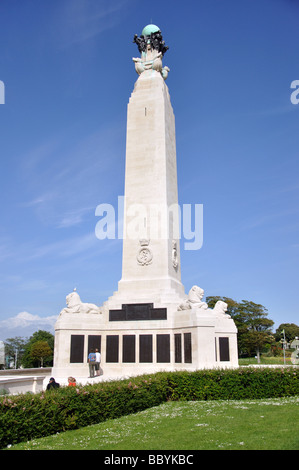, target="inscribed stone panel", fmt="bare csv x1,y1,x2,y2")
139,335,153,362
174,333,182,363
157,334,170,363
219,337,230,361
184,332,192,363
70,335,84,363
106,335,119,363
123,335,136,363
